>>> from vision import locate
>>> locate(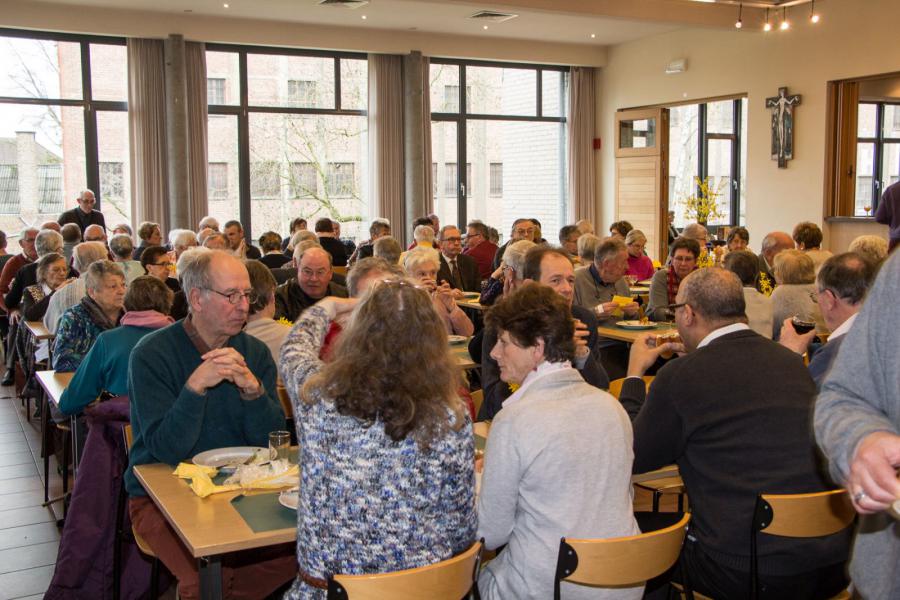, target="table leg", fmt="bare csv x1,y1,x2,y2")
71,415,81,477
198,555,223,600
40,388,50,503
